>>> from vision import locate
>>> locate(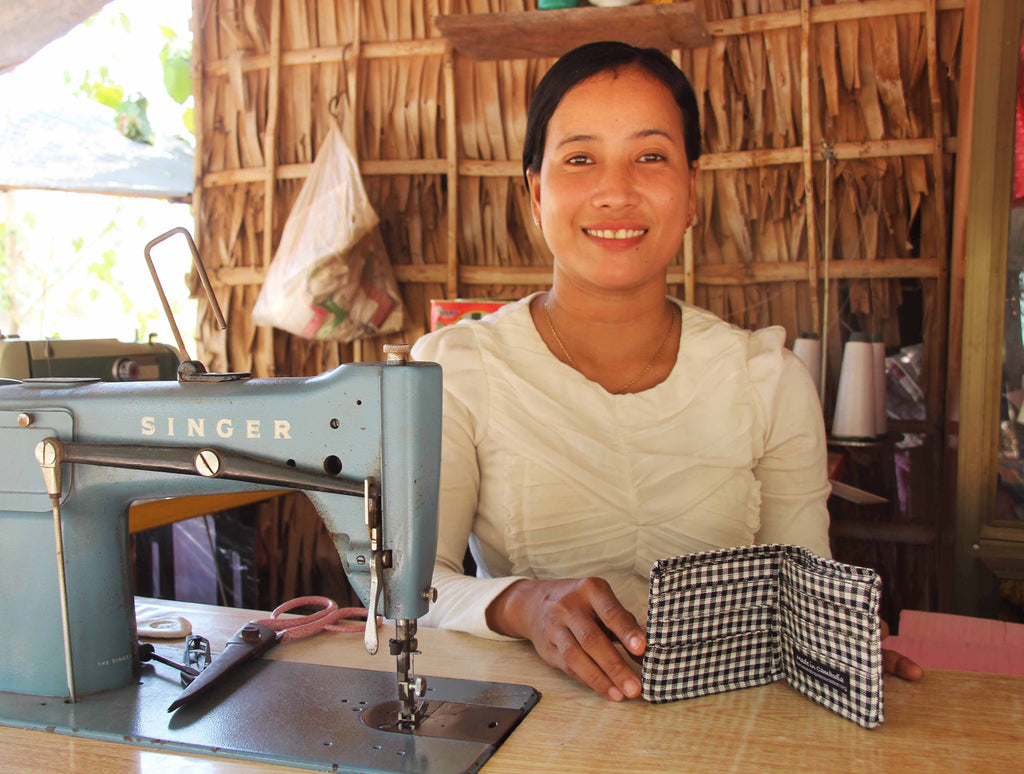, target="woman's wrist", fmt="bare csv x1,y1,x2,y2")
485,578,531,637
